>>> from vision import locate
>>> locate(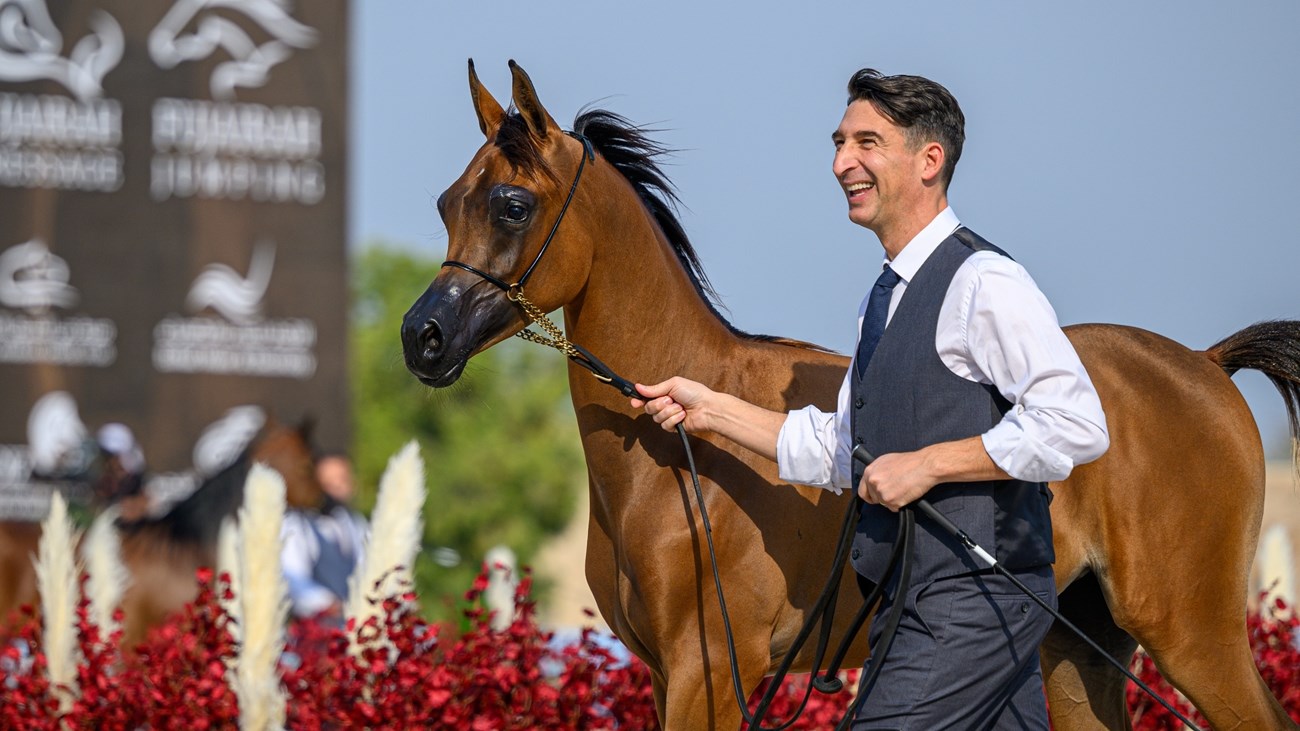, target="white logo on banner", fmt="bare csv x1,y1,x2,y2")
186,239,273,325
152,240,316,377
0,237,77,311
0,0,124,101
0,3,124,191
0,238,116,365
26,390,88,477
192,404,264,476
146,2,323,204
148,0,317,101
